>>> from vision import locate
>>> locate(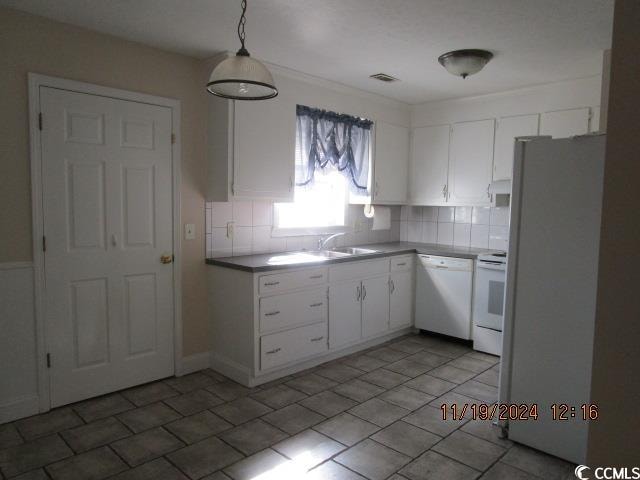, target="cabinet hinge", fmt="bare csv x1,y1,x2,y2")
38,112,43,131
46,353,51,368
42,236,46,252
171,133,176,144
